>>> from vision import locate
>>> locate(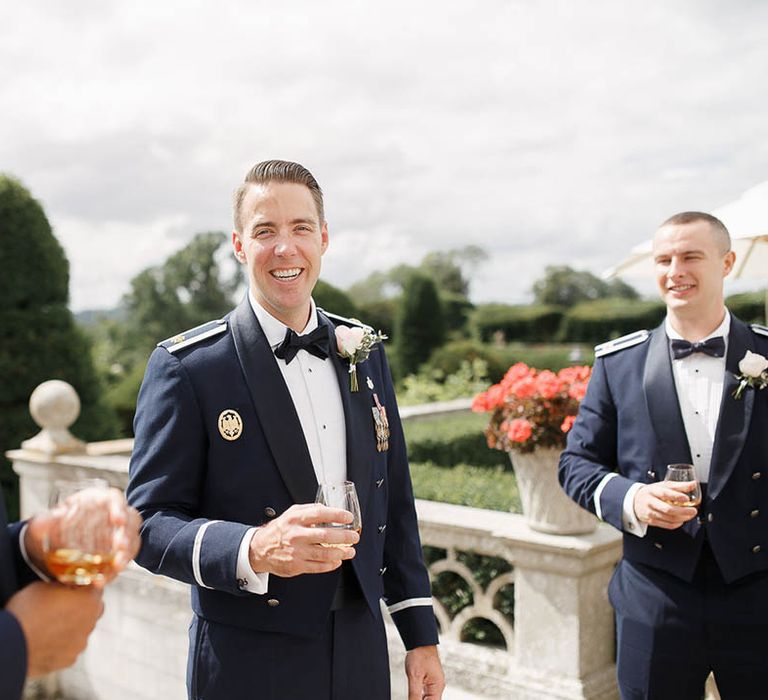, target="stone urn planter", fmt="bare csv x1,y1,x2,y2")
511,447,597,535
